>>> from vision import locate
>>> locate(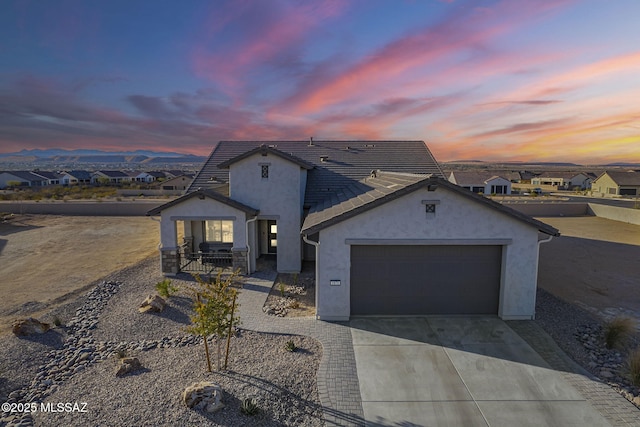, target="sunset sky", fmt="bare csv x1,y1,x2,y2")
1,0,639,163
